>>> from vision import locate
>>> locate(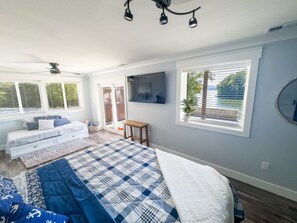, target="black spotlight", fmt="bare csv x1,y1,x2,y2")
189,12,197,28
160,7,168,25
124,8,133,21
124,1,133,21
